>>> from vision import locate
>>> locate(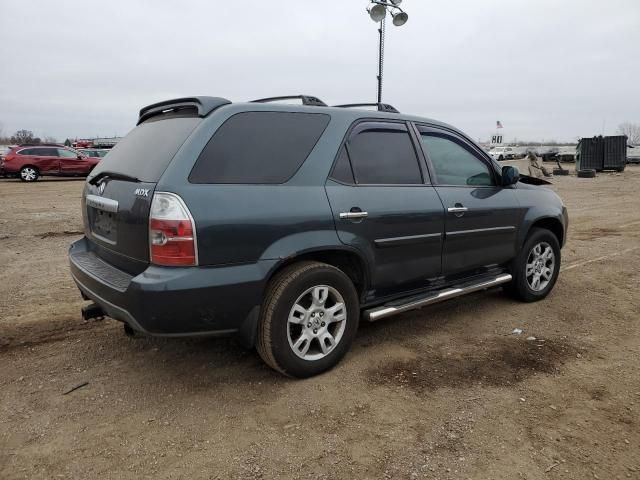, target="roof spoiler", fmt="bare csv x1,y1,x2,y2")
138,96,231,125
